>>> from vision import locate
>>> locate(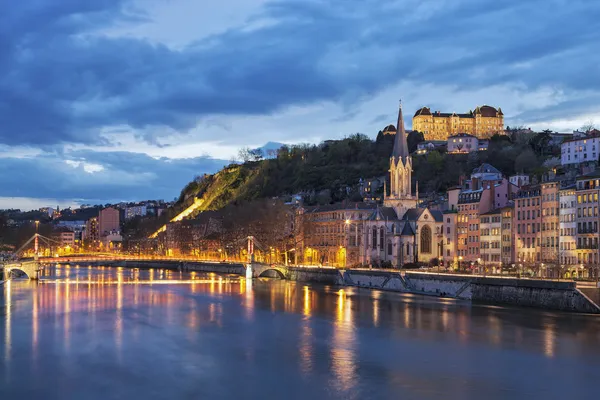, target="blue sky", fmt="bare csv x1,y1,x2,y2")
1,0,599,210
